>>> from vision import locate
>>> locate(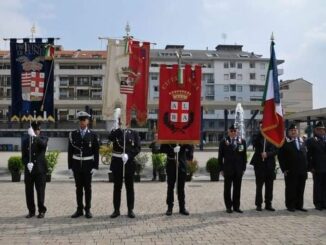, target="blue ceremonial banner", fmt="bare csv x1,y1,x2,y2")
10,38,55,122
